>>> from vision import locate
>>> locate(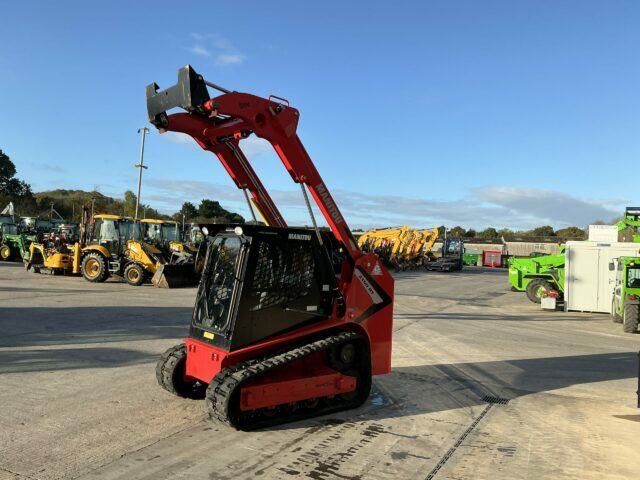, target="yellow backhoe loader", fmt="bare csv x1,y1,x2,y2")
27,214,196,287
141,218,200,286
